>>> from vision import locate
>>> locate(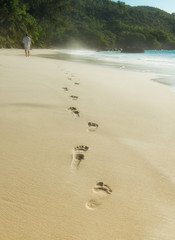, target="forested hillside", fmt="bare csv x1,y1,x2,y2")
1,0,175,50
